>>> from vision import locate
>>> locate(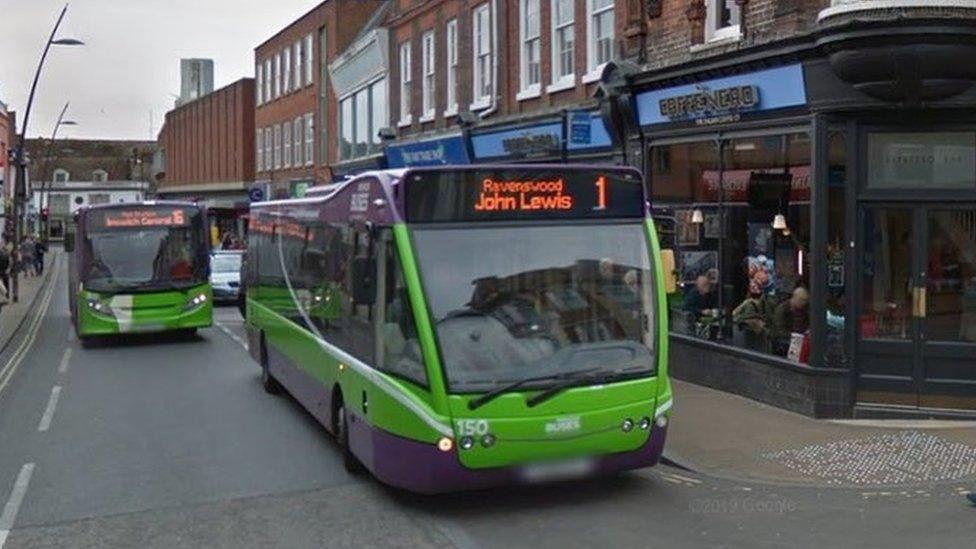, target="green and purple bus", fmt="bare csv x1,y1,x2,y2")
66,201,213,345
245,166,671,493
